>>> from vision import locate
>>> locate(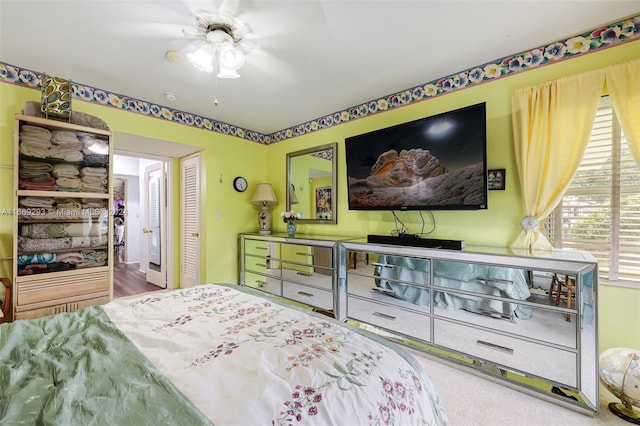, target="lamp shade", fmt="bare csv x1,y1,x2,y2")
252,183,278,206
